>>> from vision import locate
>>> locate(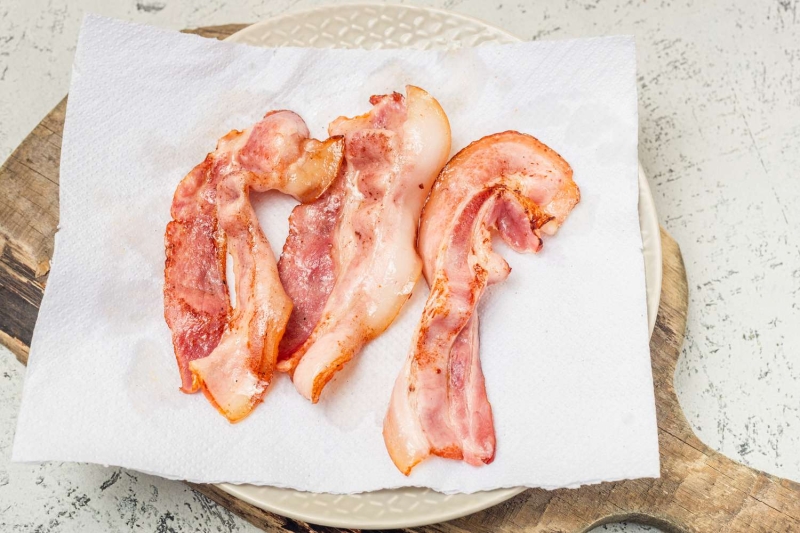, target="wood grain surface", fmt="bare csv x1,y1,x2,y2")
2,24,799,533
